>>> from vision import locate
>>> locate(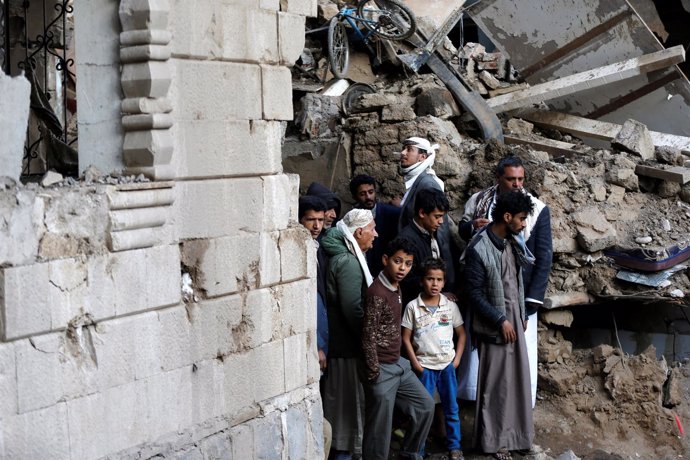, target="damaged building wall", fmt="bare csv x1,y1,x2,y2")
0,0,324,458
